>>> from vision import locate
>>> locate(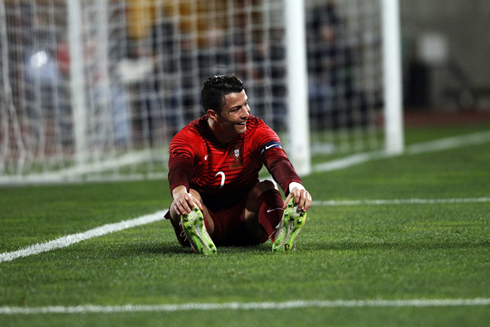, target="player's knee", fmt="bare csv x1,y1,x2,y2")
248,180,277,201
254,180,277,193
